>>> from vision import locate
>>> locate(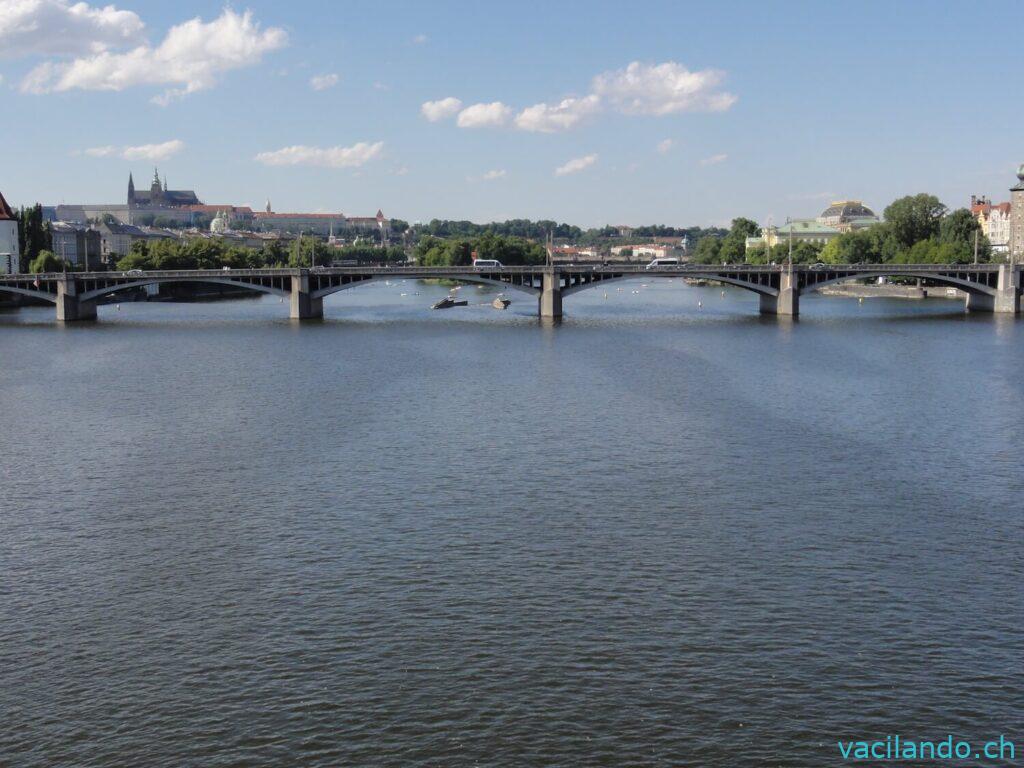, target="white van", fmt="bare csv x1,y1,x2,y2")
473,259,503,269
645,257,680,269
